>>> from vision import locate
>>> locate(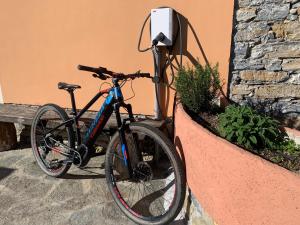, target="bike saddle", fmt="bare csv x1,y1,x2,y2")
58,82,81,91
